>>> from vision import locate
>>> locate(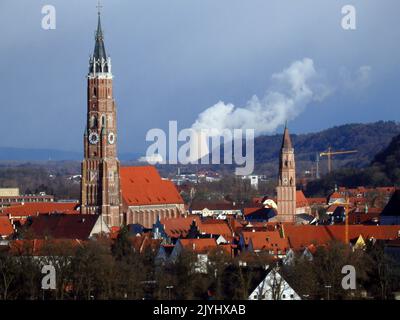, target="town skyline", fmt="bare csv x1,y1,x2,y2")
0,1,400,303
